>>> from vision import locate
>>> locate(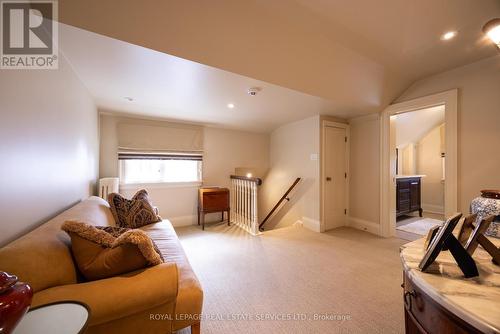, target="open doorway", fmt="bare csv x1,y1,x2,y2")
392,106,445,240
380,89,458,239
